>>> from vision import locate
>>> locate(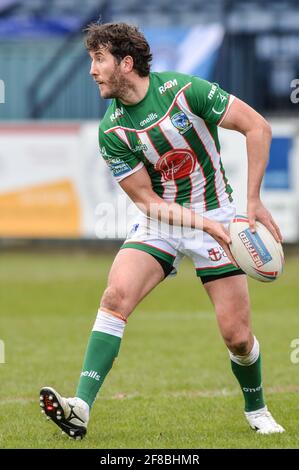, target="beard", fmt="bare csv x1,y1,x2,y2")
99,66,131,100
